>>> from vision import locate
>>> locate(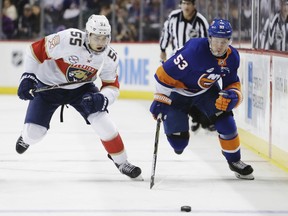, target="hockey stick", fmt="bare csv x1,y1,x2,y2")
148,94,223,189
150,115,162,189
32,80,92,93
